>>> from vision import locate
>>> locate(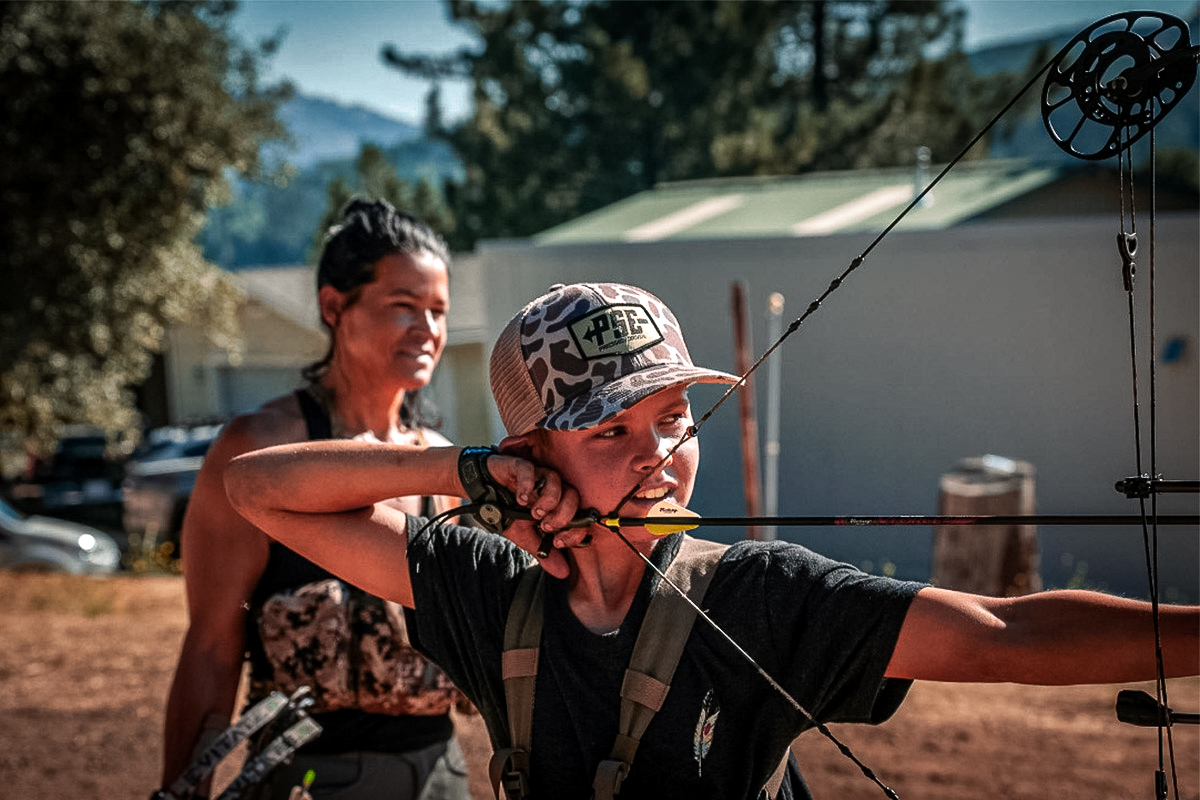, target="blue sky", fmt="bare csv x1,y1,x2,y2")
231,0,1200,124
